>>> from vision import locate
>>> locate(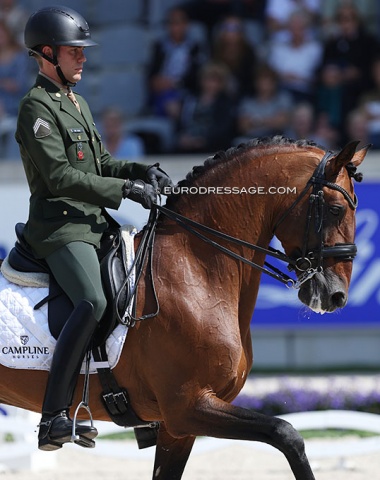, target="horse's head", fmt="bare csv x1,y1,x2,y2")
275,141,369,313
